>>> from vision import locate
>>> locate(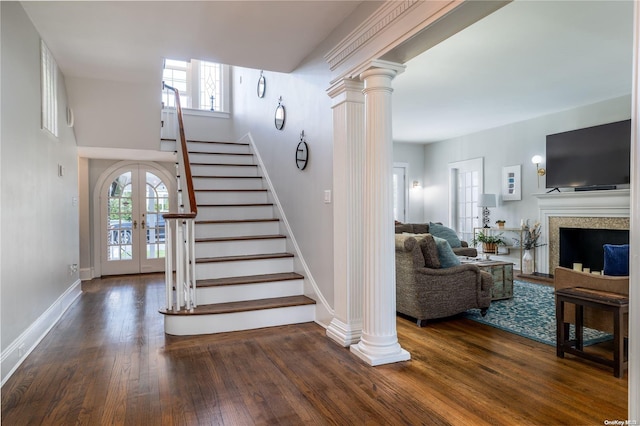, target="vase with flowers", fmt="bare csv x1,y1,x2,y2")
516,220,546,274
